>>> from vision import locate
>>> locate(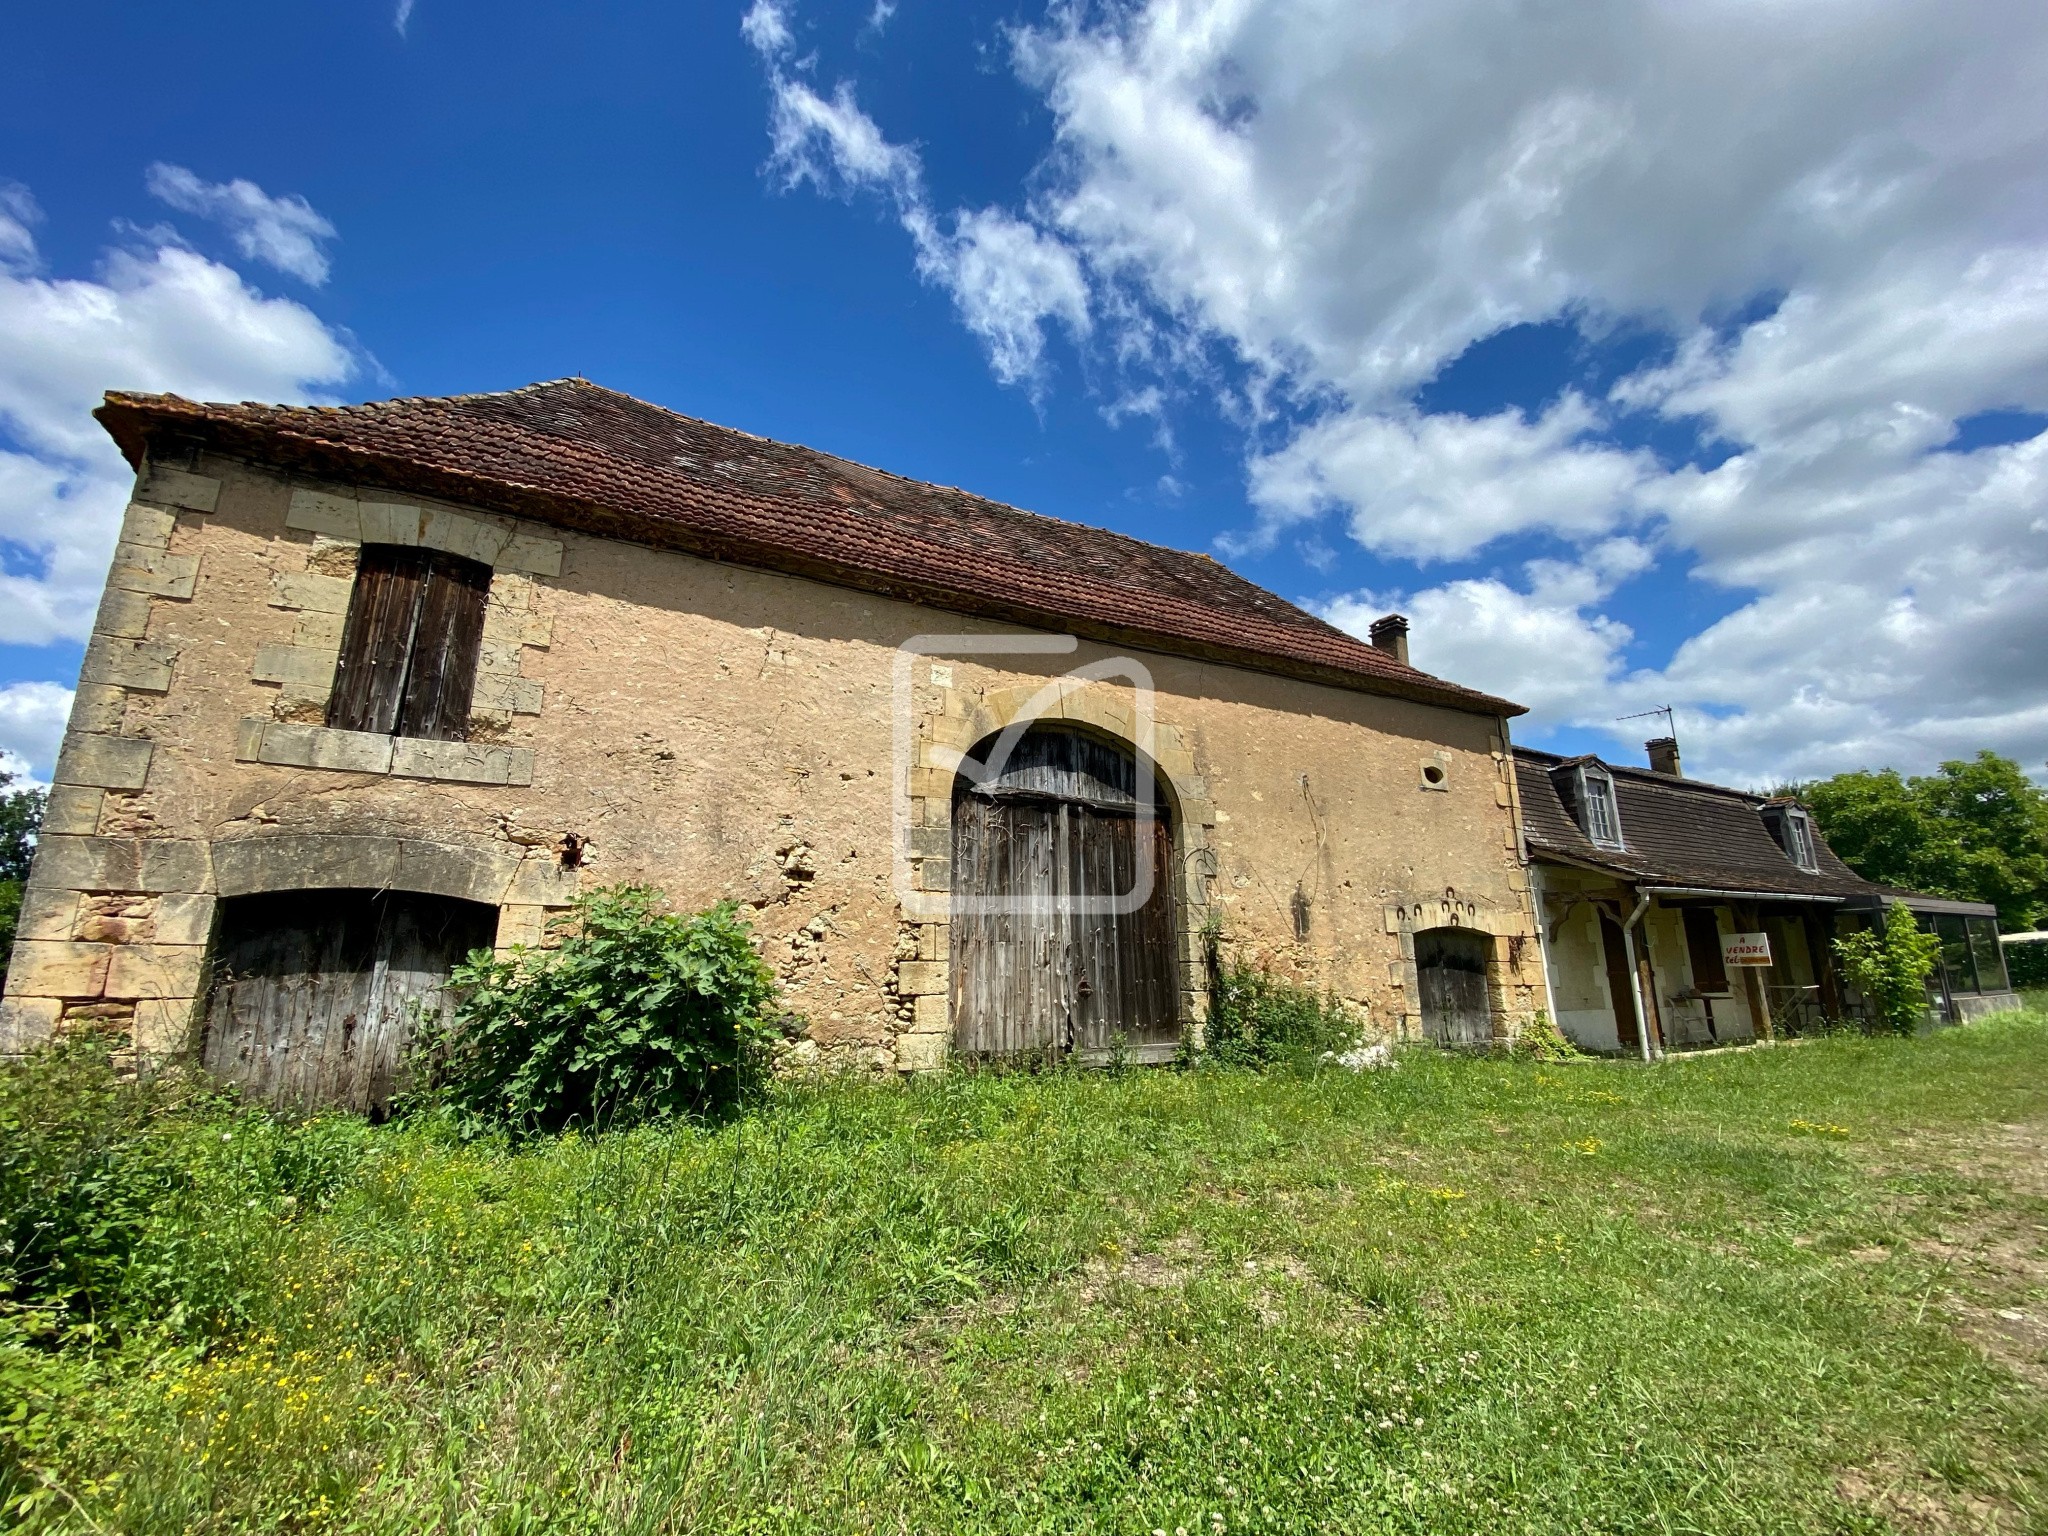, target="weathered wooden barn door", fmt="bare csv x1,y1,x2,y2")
202,889,498,1112
1414,927,1493,1047
950,727,1179,1060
